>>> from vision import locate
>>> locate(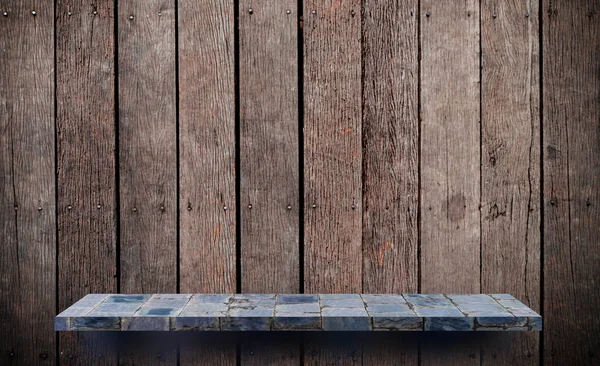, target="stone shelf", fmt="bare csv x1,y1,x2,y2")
55,294,541,332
